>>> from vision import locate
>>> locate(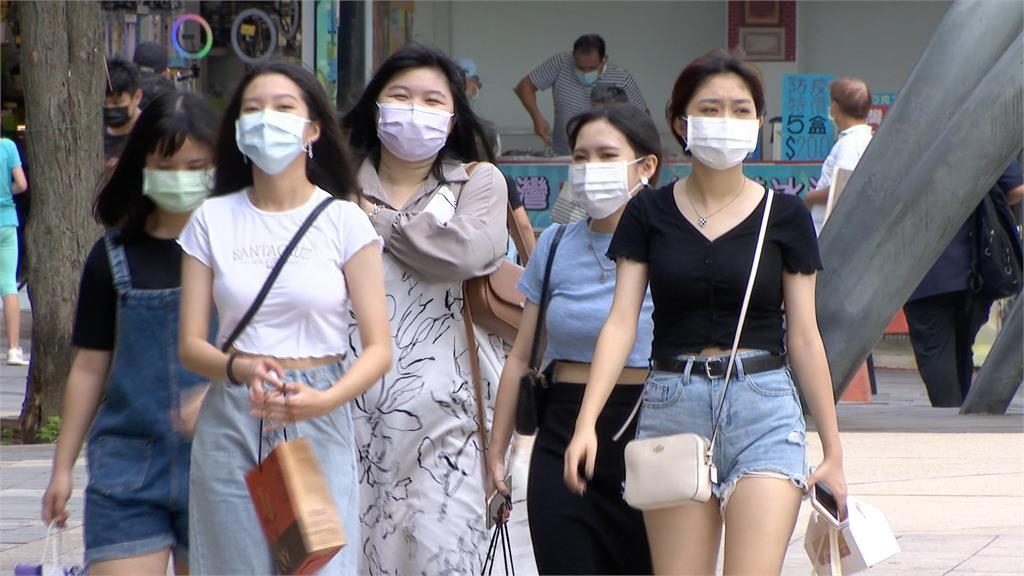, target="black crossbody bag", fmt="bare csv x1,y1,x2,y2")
515,224,567,435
